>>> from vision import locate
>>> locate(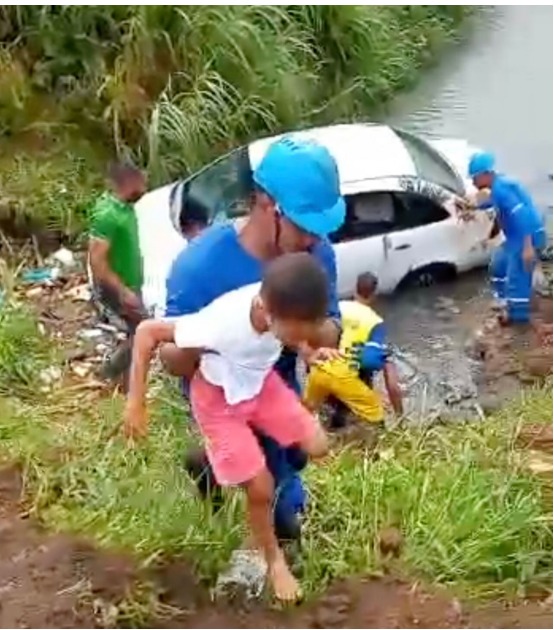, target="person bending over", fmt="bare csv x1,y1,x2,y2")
304,271,403,427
